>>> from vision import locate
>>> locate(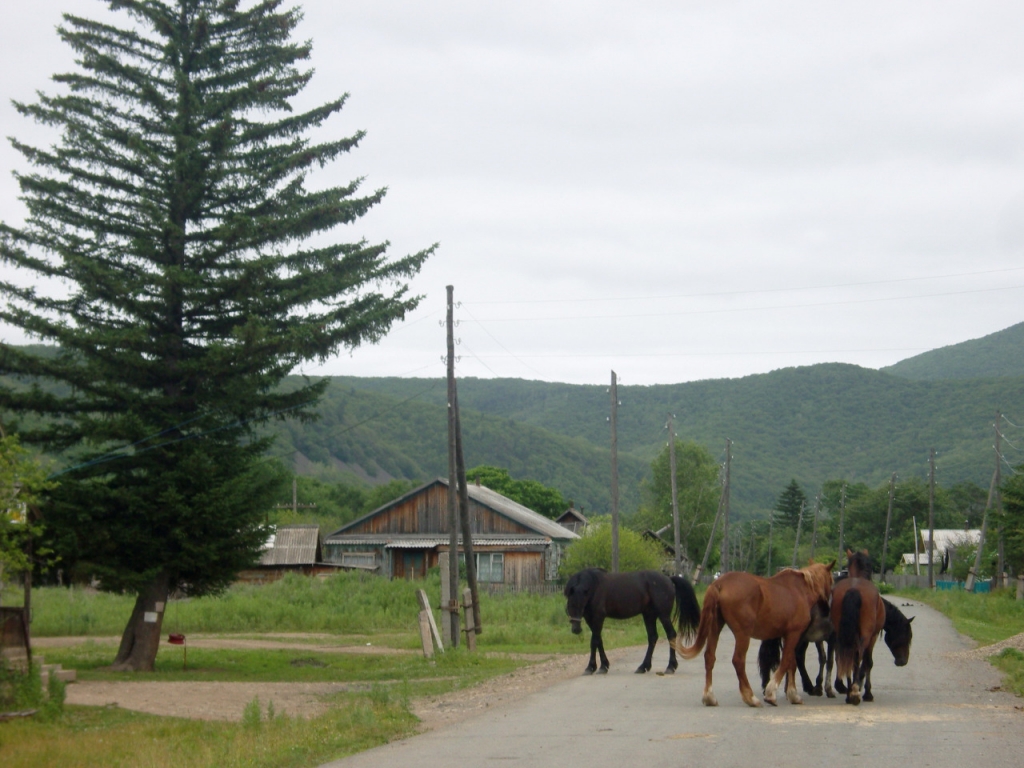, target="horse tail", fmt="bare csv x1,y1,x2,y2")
758,637,782,685
671,583,718,660
836,588,862,679
670,575,701,644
